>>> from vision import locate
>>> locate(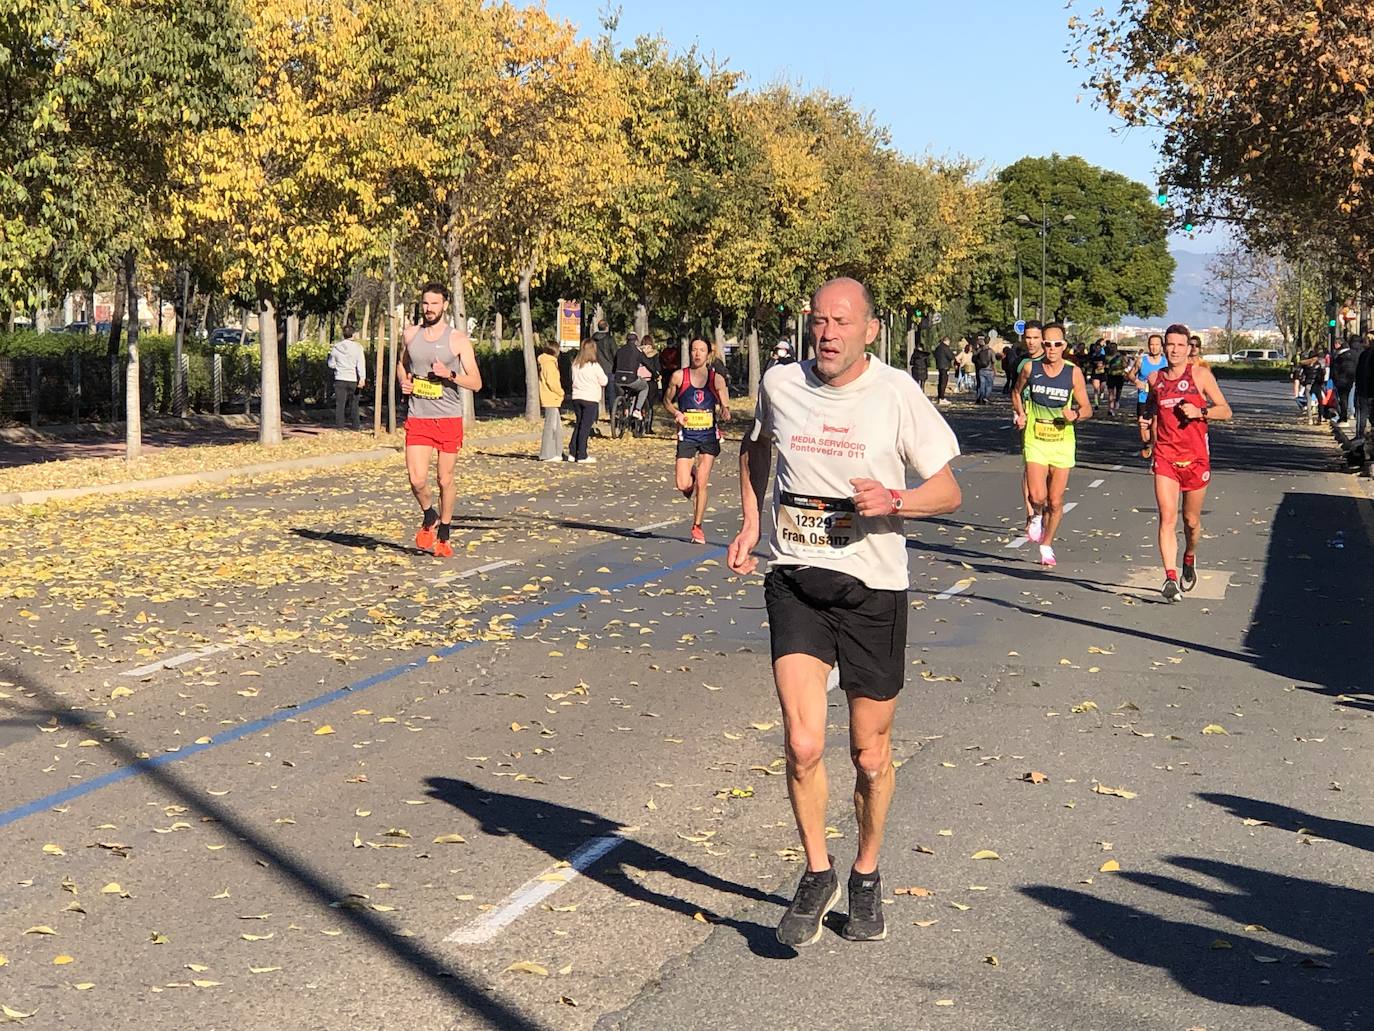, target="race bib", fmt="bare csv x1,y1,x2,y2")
776,491,864,559
1033,419,1066,442
412,378,444,400
682,410,713,430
